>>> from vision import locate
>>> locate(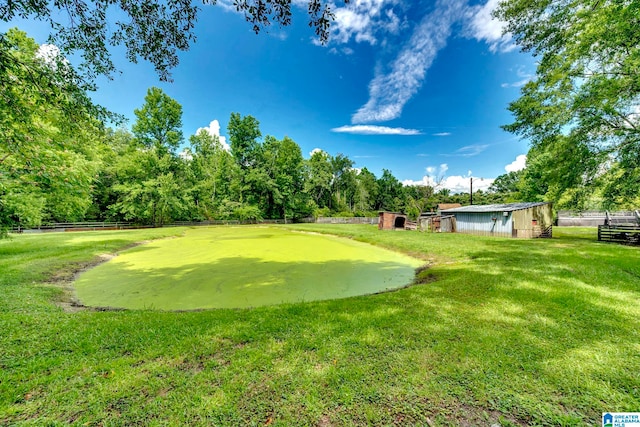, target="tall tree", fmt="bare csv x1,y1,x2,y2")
496,0,640,208
304,149,333,210
88,128,136,220
132,87,183,155
402,185,435,217
261,136,308,220
354,167,379,214
489,170,522,195
188,129,238,220
112,88,188,225
227,112,264,211
329,153,354,211
377,169,403,212
228,113,262,170
0,29,104,233
600,140,640,209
